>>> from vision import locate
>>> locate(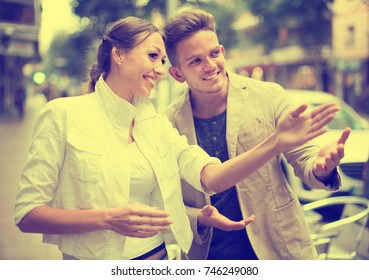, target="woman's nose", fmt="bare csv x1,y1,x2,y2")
154,63,166,77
